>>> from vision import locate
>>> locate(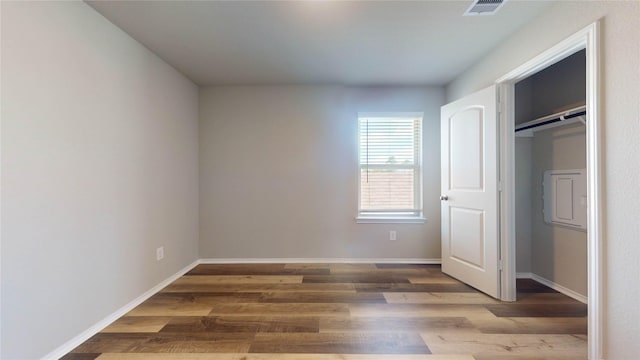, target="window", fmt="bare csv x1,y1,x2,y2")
357,112,424,223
